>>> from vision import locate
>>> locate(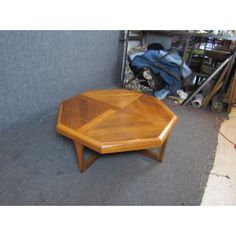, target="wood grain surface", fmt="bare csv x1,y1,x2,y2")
57,89,177,172
57,89,177,154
